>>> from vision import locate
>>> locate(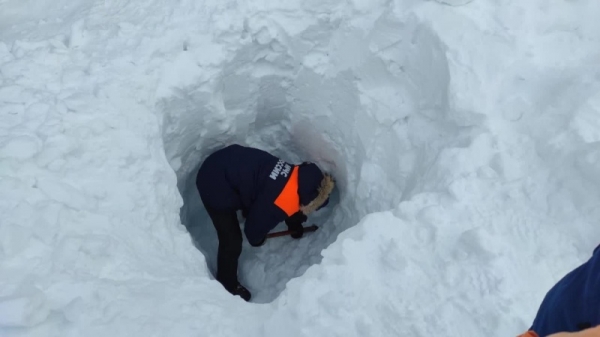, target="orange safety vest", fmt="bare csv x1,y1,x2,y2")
273,166,300,216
